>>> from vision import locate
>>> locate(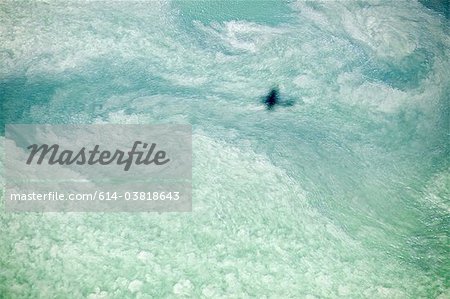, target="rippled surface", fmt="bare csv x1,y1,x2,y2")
0,1,449,297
